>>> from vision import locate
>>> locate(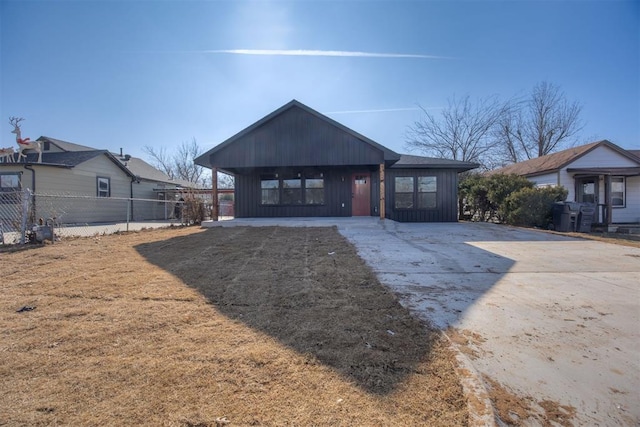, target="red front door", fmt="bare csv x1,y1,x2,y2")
352,173,371,216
